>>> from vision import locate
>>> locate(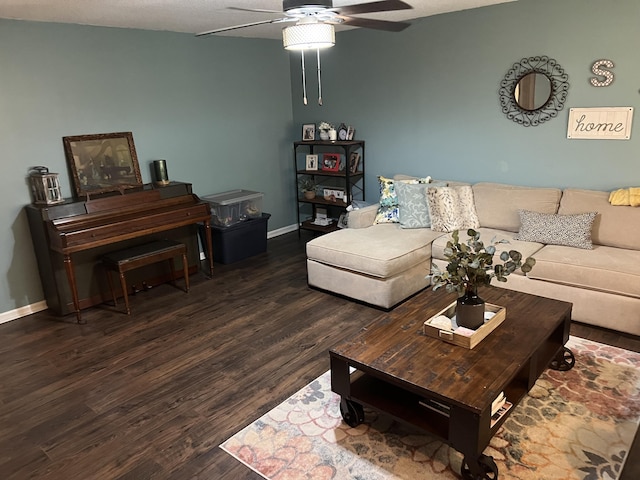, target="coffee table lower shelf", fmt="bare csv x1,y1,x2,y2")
335,367,528,437
330,349,573,479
